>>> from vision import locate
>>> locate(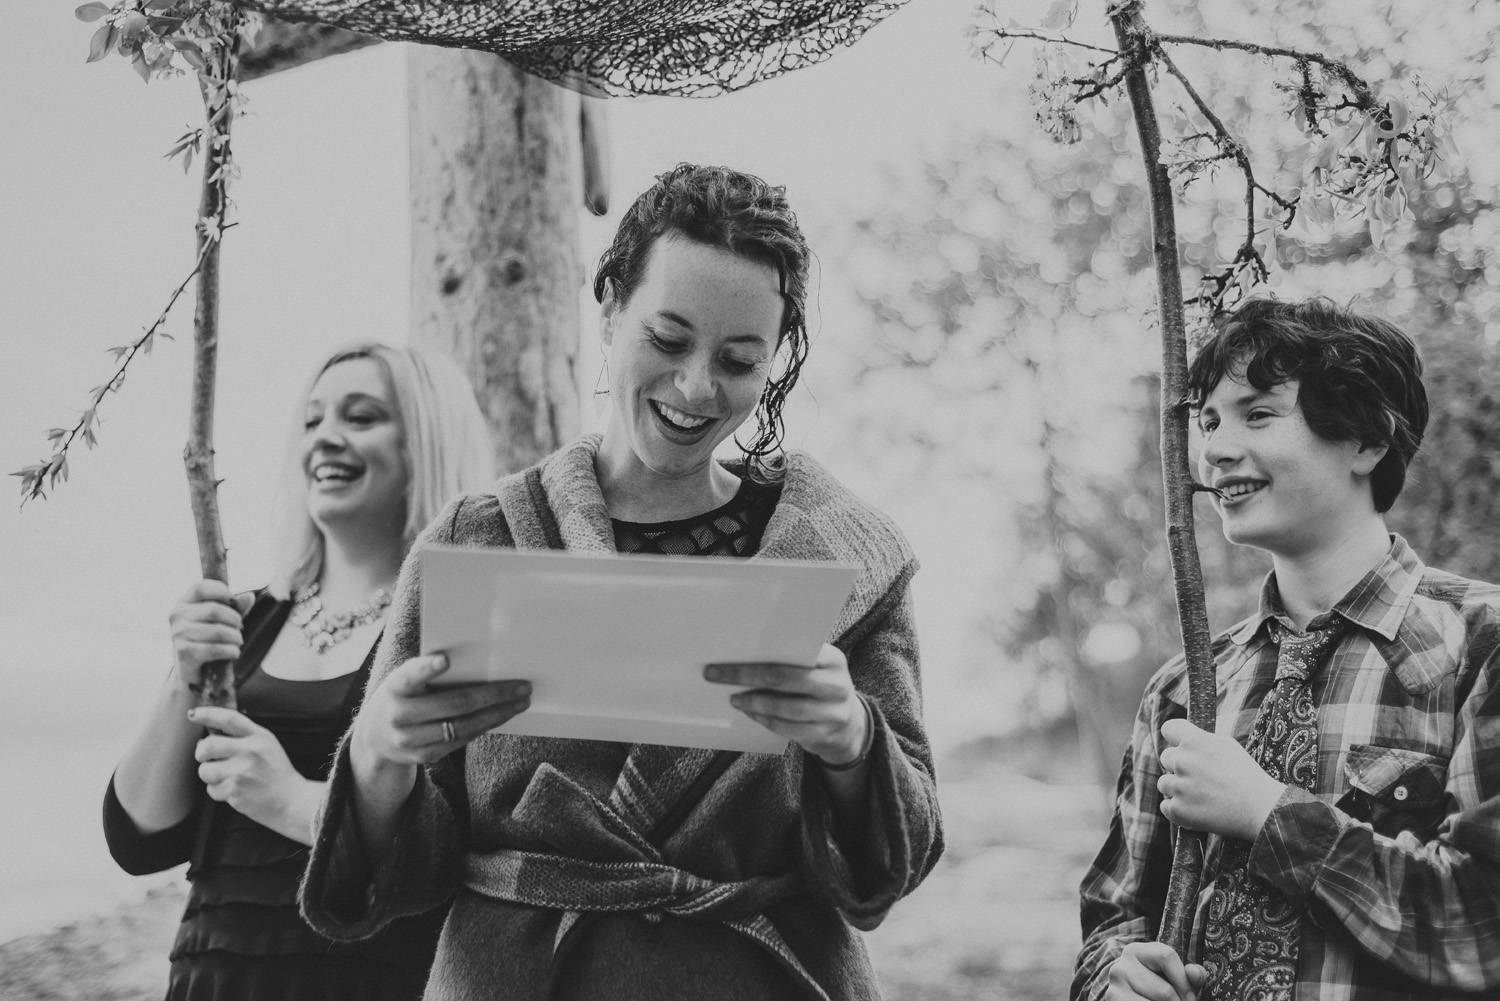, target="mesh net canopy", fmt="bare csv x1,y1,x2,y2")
239,0,911,97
